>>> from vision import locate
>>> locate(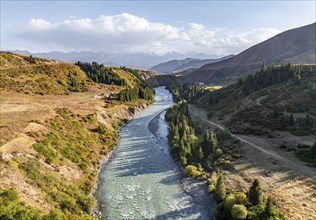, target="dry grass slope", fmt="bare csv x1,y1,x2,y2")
0,52,152,218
